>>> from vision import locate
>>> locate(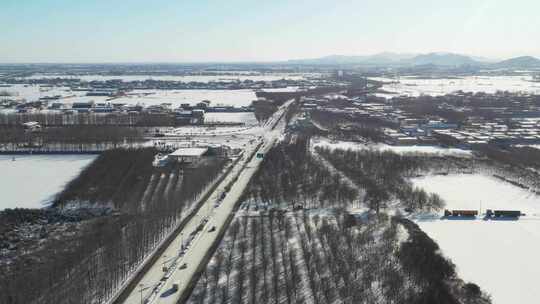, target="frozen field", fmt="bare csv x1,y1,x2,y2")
371,75,540,98
312,138,472,156
1,84,74,102
2,85,259,107
412,174,540,304
117,89,257,107
0,155,96,209
259,86,302,92
22,73,309,82
204,112,258,125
